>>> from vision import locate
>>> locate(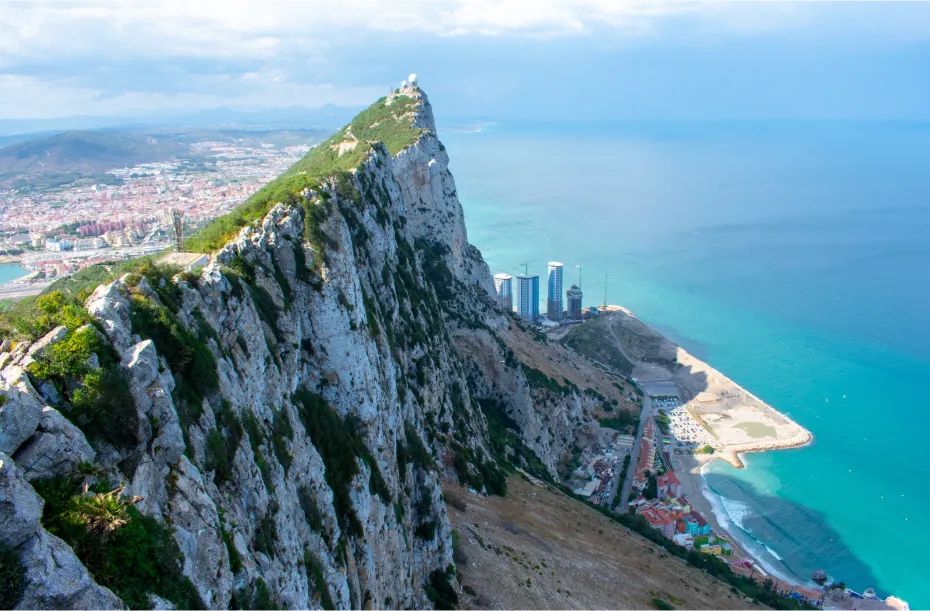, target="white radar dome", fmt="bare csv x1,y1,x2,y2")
408,73,418,85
